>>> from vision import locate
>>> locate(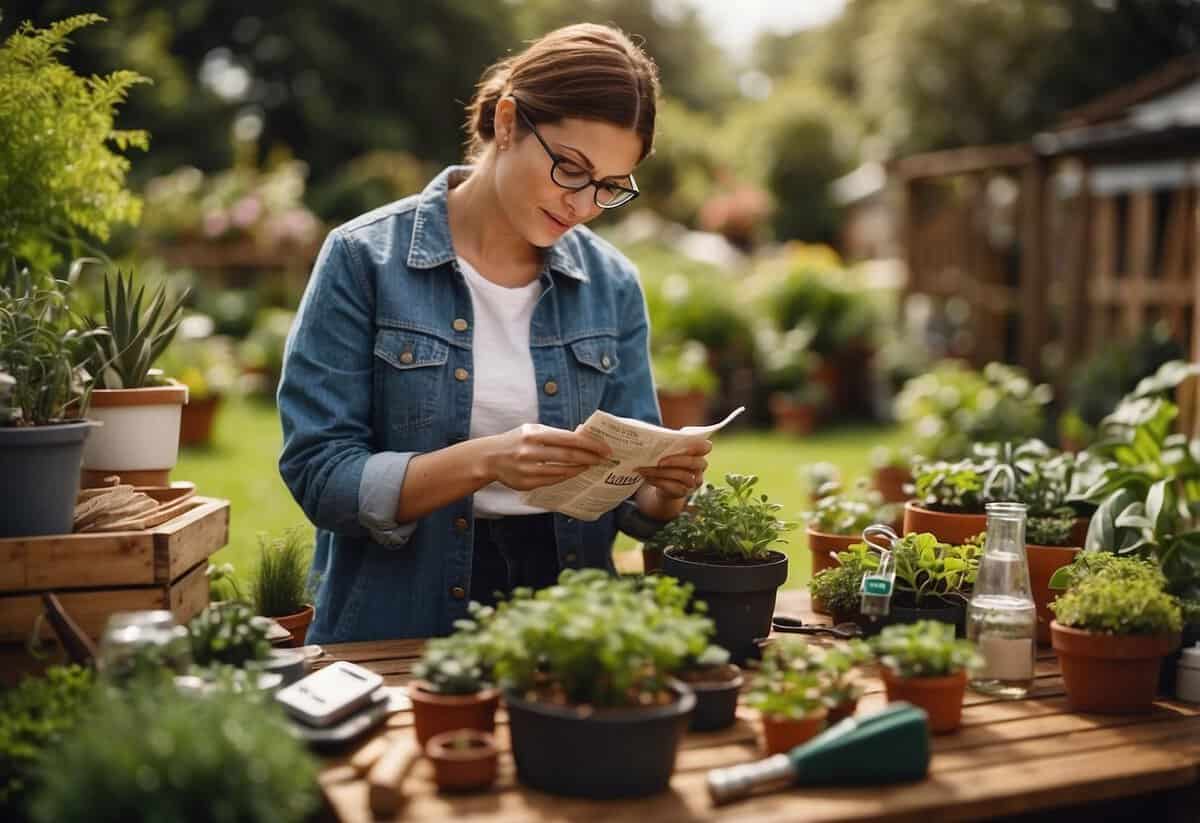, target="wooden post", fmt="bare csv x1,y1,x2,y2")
1019,159,1048,380
1124,190,1154,337
1089,195,1117,355
1061,163,1091,366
